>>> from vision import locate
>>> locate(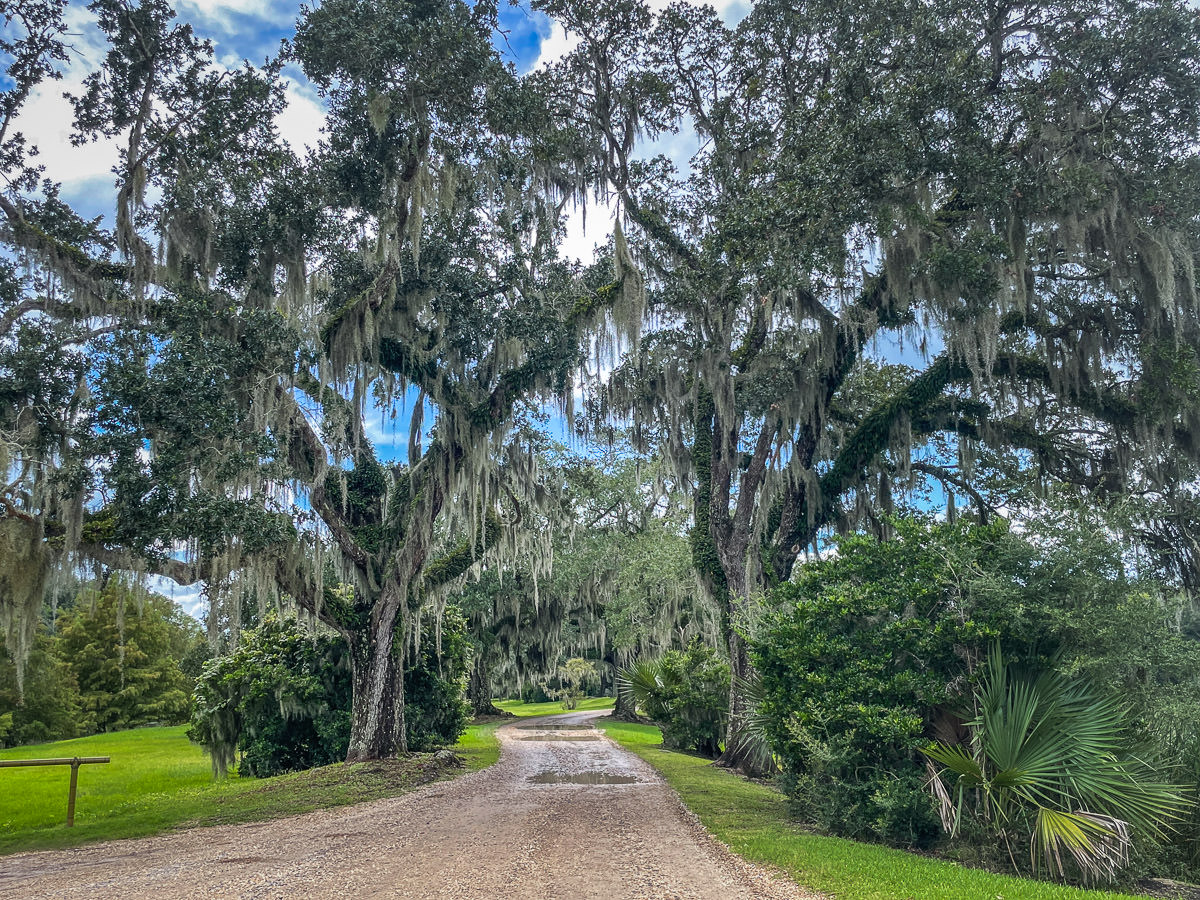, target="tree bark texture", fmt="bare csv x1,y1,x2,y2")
345,611,406,762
